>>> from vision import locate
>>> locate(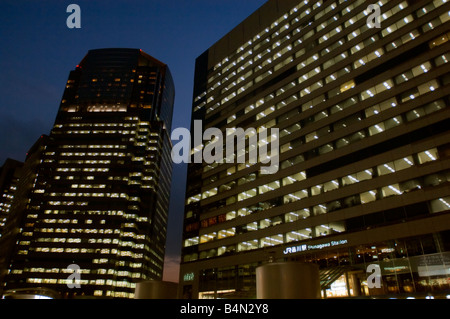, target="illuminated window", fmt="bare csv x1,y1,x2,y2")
324,180,339,192
435,53,450,66
238,240,258,252
284,189,308,203
378,162,396,176
218,228,235,239
399,179,422,193
342,169,373,186
365,98,397,118
386,29,420,52
394,156,414,171
238,188,257,201
429,33,449,49
340,80,355,93
360,190,377,204
260,234,283,247
417,148,439,164
313,204,327,215
311,184,323,196
286,229,311,242
381,184,402,197
202,188,218,199
285,209,310,222
417,79,439,95
259,181,280,194
430,197,450,213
